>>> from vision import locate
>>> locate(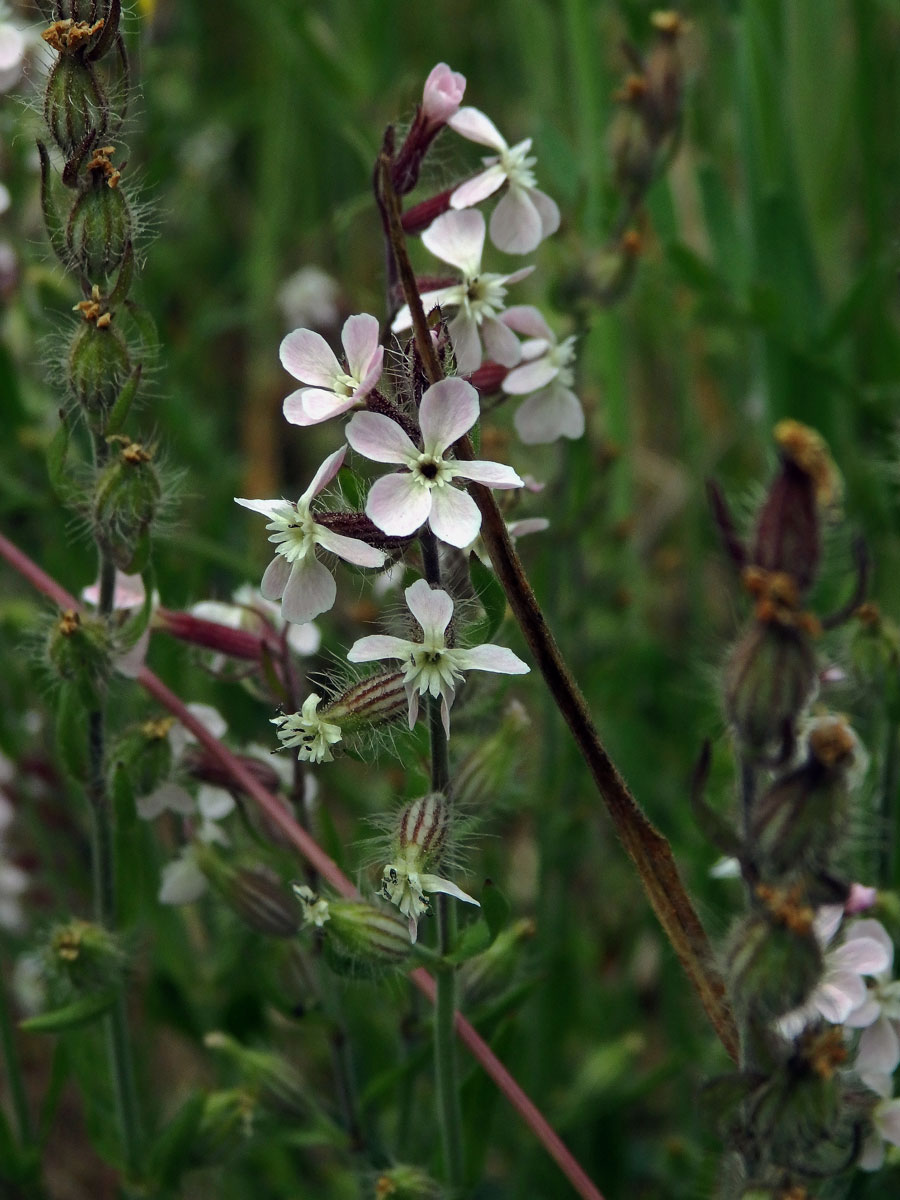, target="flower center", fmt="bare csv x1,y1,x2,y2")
332,369,358,399
413,453,452,489
499,139,537,190
267,504,317,564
